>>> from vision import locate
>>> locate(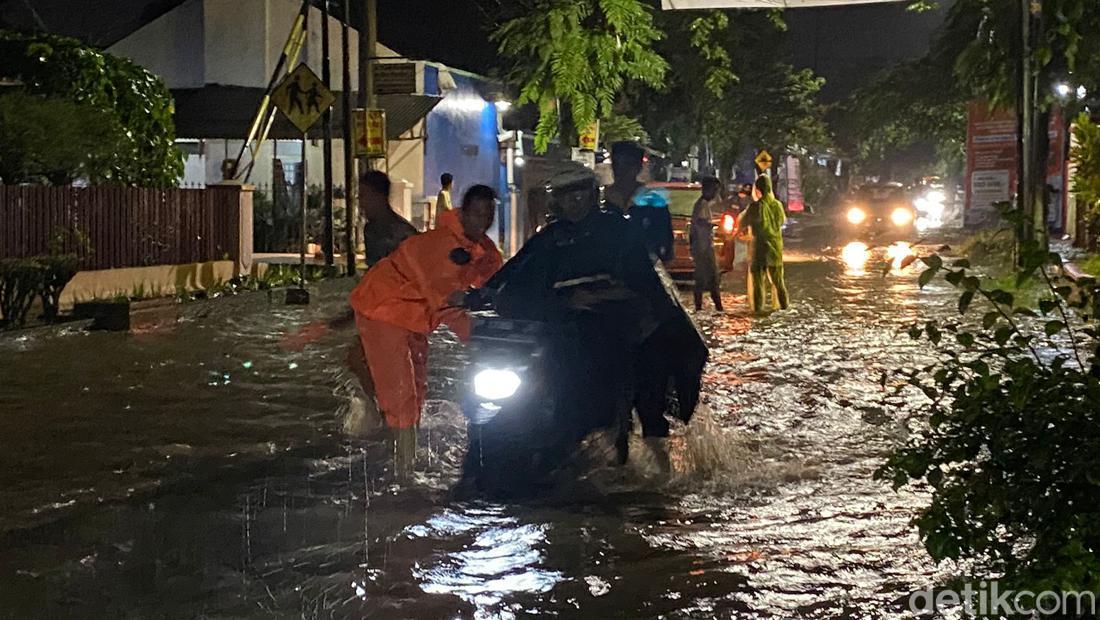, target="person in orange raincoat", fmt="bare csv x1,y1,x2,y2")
349,184,501,468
